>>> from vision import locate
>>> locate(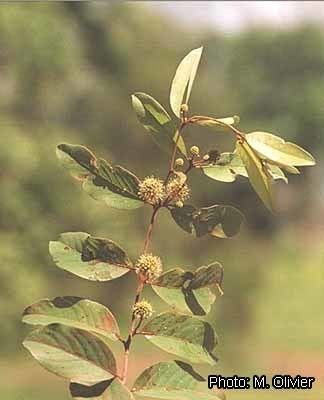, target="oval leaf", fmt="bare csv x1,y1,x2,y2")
23,324,117,385
71,378,135,400
49,232,133,281
202,152,248,183
56,144,96,180
139,312,218,365
131,92,186,156
57,144,143,210
133,360,224,400
170,204,244,238
153,286,215,317
191,115,240,133
236,140,274,212
152,263,223,315
170,47,203,117
268,164,288,183
246,132,315,167
23,297,120,341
